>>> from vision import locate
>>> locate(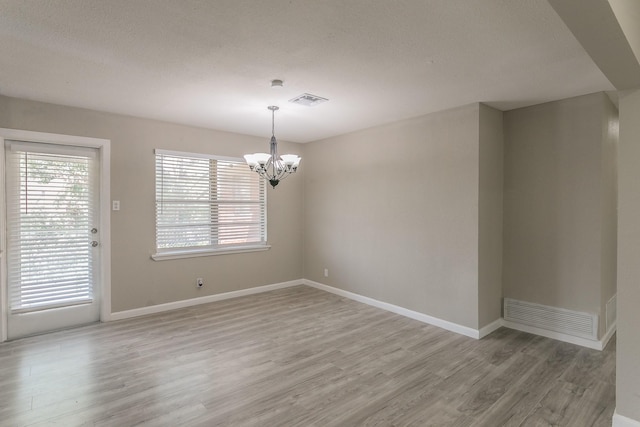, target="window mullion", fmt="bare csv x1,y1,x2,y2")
209,159,218,246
